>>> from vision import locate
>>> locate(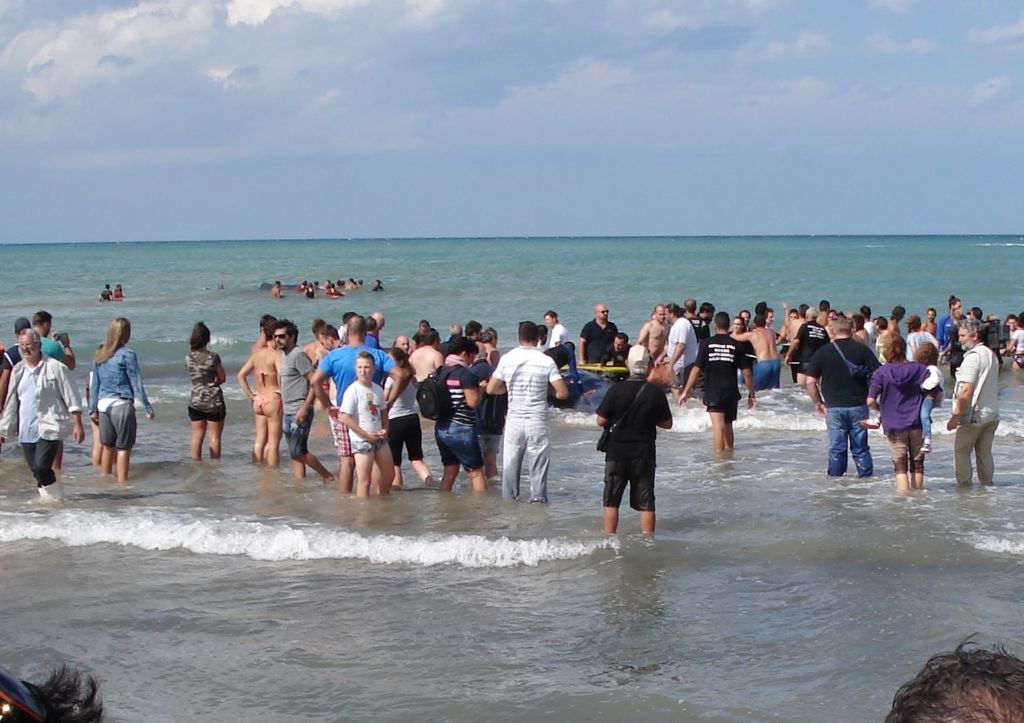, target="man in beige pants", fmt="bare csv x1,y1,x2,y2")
946,318,1000,485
